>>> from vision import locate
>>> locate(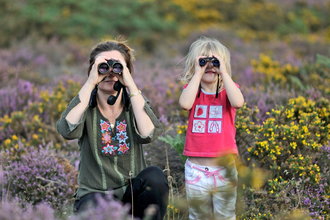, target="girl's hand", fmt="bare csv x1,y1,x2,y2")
195,55,208,77
211,54,227,76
